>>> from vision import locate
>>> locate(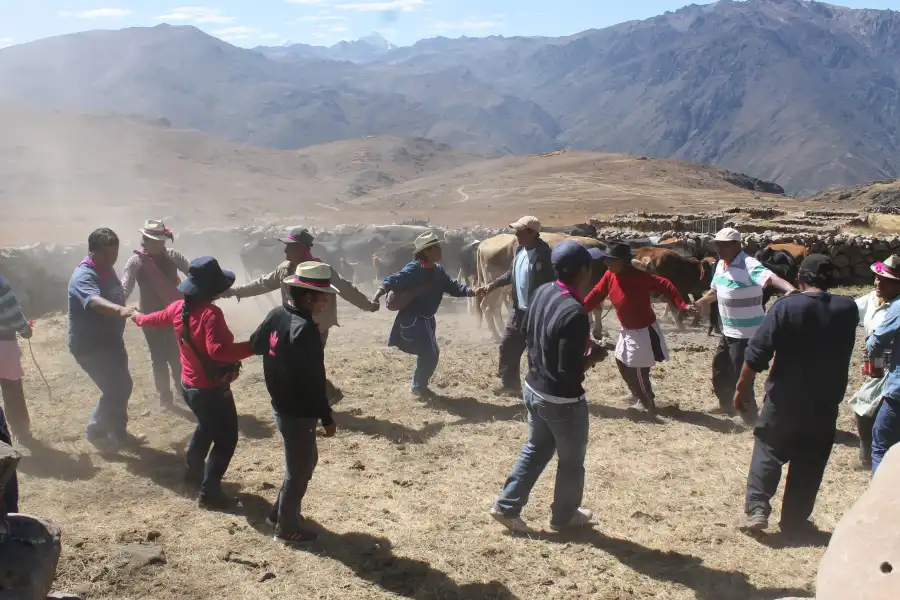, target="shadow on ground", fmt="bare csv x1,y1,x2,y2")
17,438,99,481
